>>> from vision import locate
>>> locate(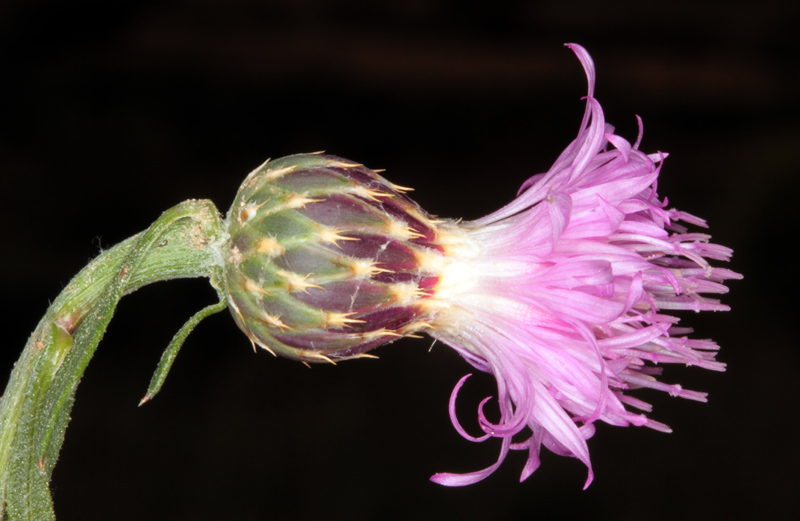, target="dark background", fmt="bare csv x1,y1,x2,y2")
1,1,797,520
